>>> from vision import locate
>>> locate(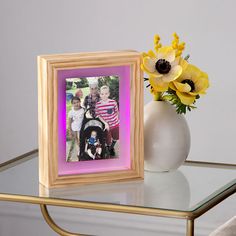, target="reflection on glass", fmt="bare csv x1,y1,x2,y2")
0,156,235,212
40,170,190,210
144,170,190,210
40,180,144,206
